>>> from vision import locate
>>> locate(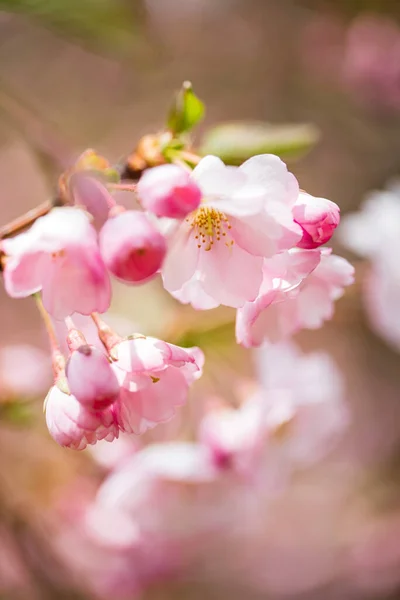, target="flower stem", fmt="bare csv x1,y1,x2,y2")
34,294,65,378
171,157,192,172
180,150,202,165
108,183,137,192
91,313,122,354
